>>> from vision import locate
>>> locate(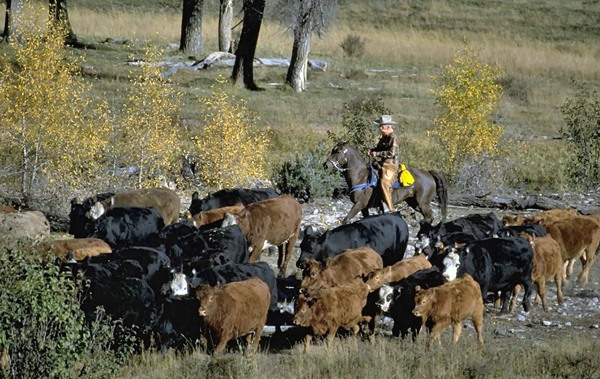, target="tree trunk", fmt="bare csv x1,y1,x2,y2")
49,0,77,45
286,13,313,92
180,0,204,57
218,0,234,52
231,0,265,91
2,0,24,44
